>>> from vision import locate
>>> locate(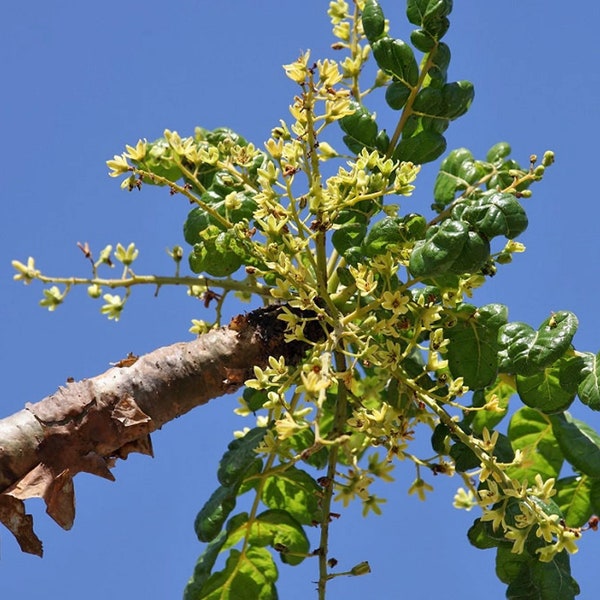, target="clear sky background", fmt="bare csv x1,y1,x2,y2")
2,1,600,598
